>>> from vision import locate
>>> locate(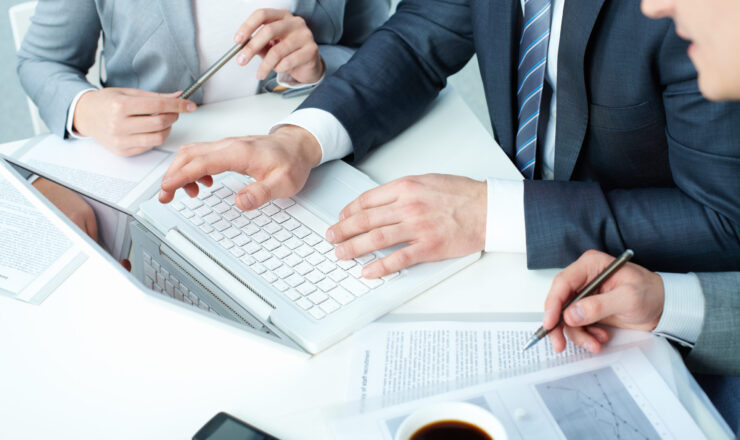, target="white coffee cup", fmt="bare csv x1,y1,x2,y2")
394,401,508,440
